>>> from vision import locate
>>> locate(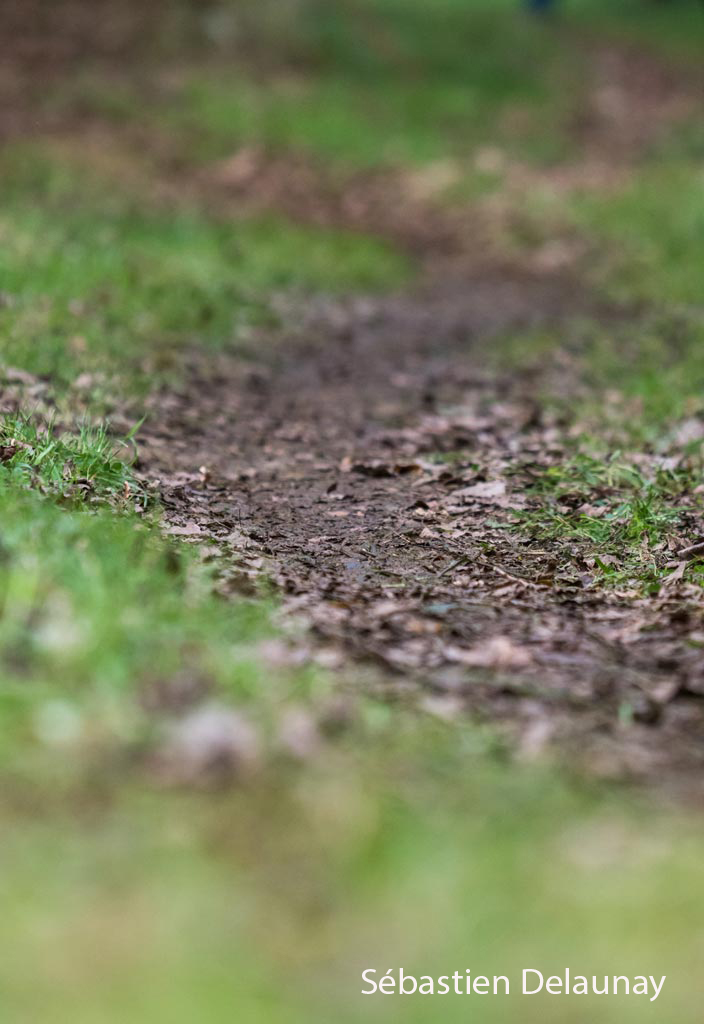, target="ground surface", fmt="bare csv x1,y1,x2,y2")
142,269,704,783
135,28,704,785
5,2,704,1021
